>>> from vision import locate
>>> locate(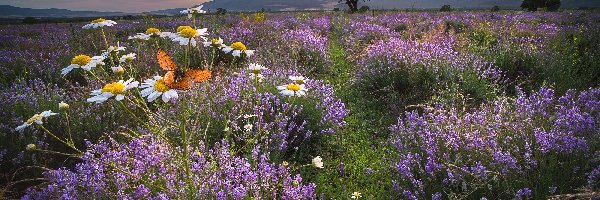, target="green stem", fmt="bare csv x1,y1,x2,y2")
64,111,73,145
38,124,82,154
